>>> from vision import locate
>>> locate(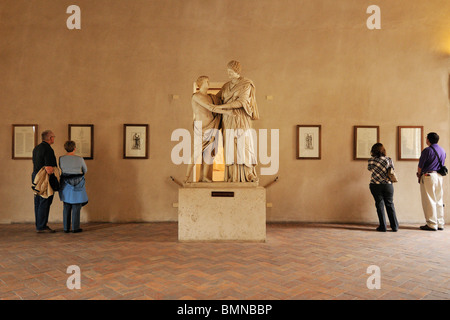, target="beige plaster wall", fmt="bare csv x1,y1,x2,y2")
1,0,449,224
